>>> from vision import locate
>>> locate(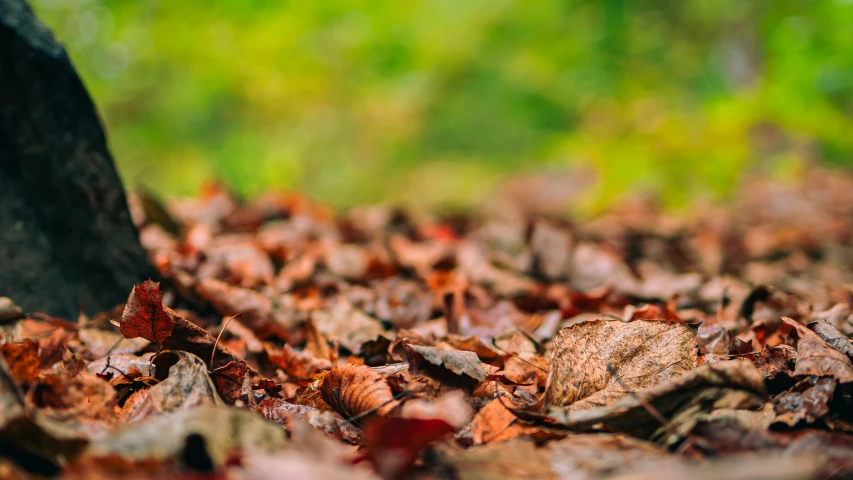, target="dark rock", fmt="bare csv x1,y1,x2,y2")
0,0,156,318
